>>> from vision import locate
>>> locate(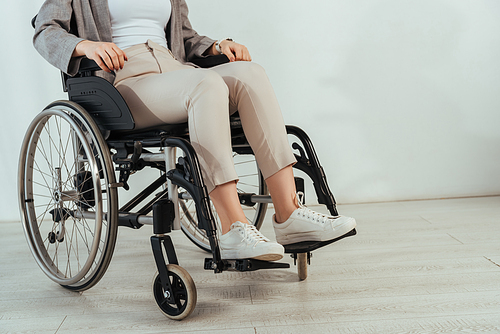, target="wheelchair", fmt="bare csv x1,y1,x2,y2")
19,21,356,320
